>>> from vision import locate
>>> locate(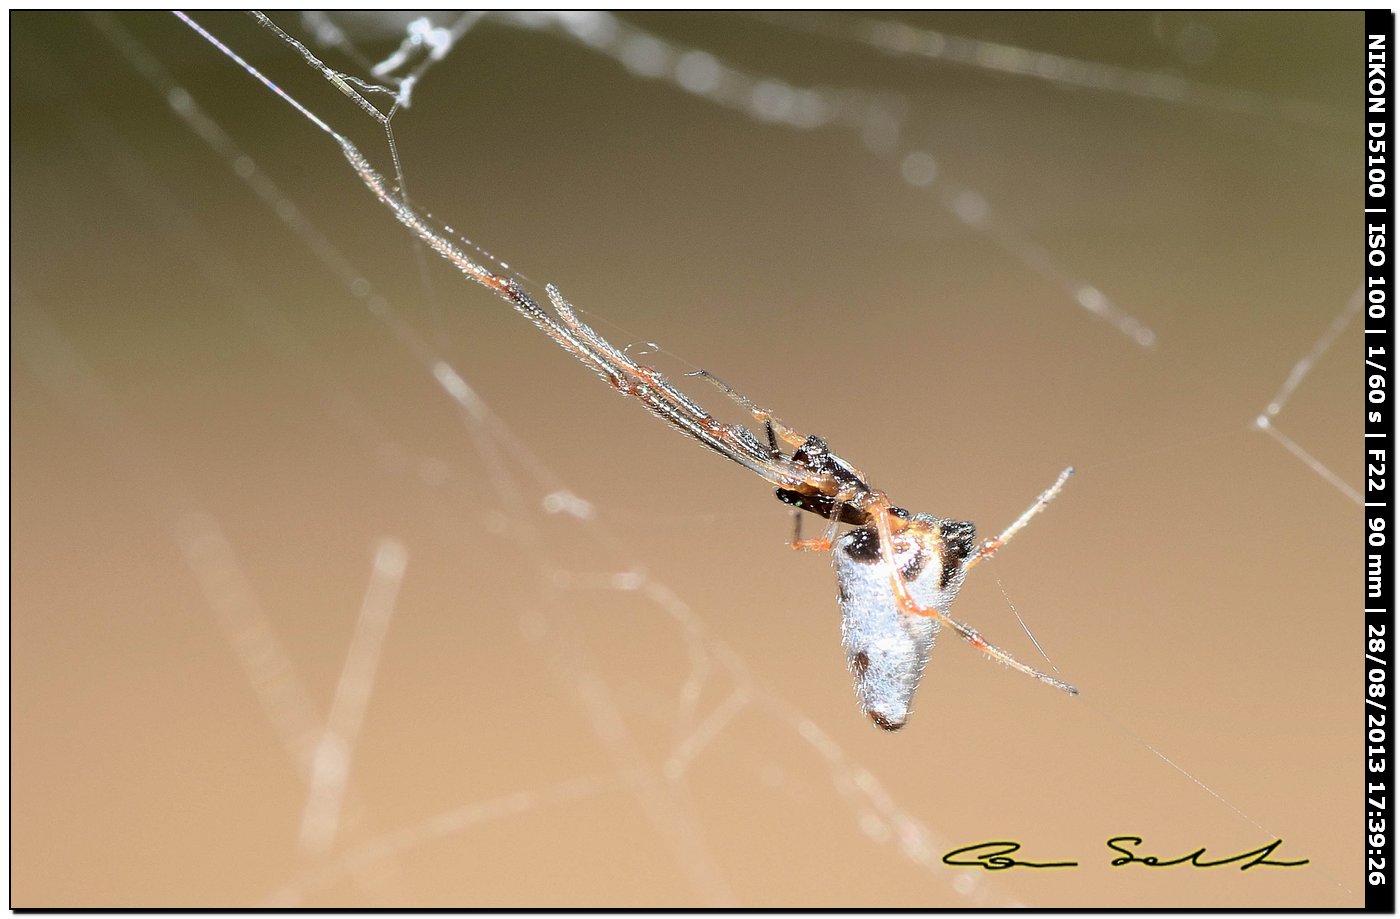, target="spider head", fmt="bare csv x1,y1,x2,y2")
776,436,881,525
792,435,869,490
